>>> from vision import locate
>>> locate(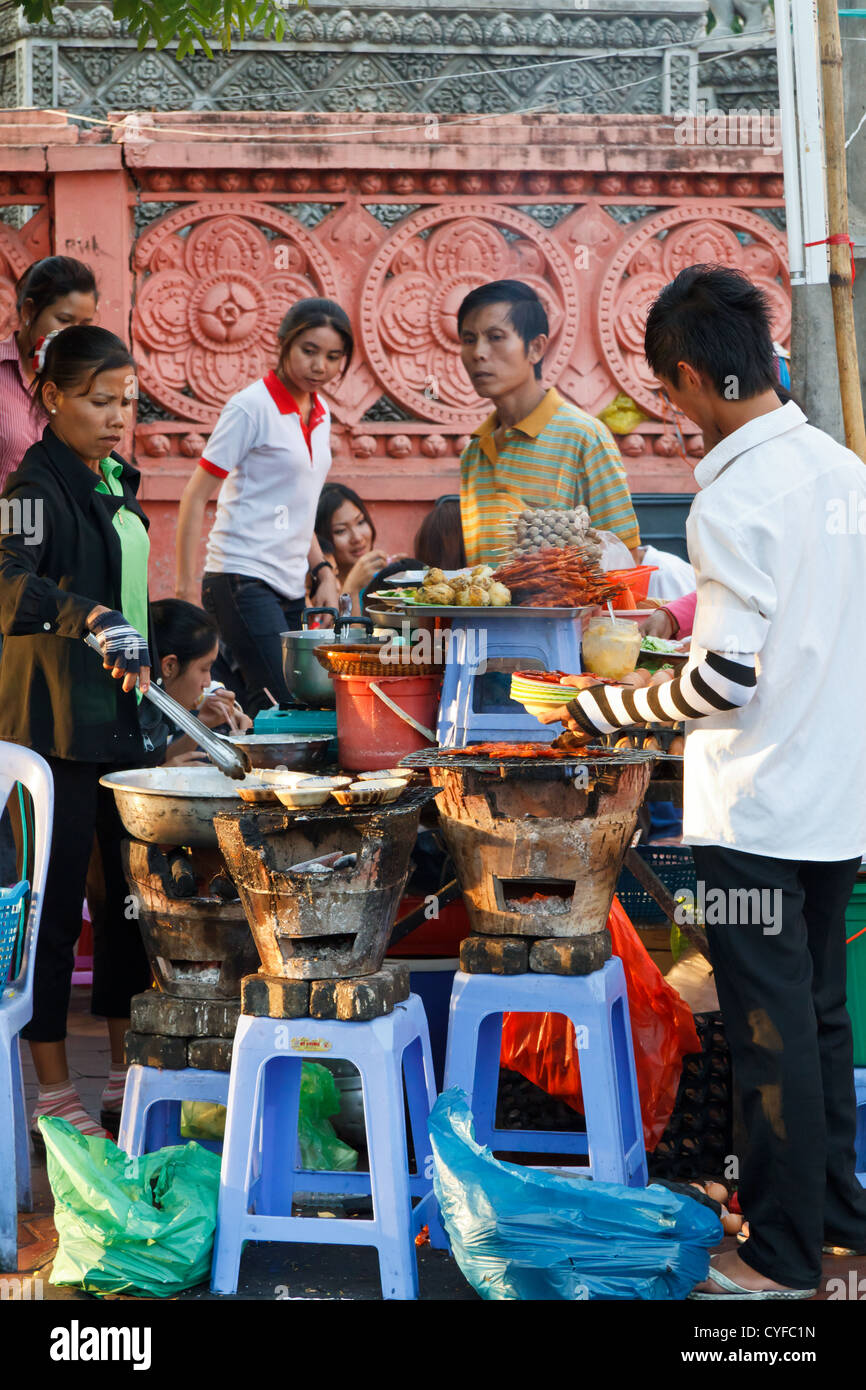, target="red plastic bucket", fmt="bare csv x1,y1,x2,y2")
334,673,441,771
